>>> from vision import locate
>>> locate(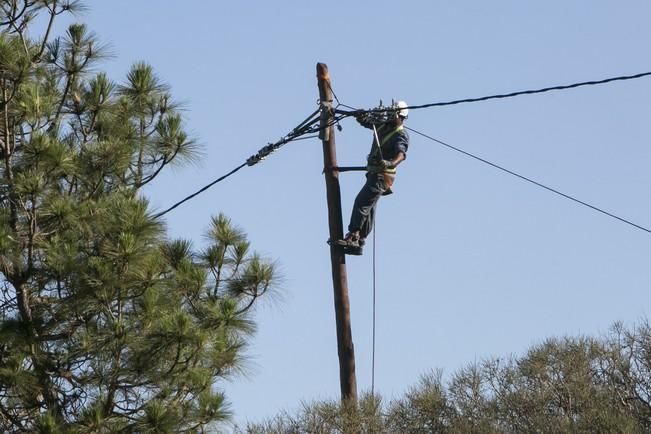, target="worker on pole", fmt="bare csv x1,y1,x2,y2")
335,100,410,255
